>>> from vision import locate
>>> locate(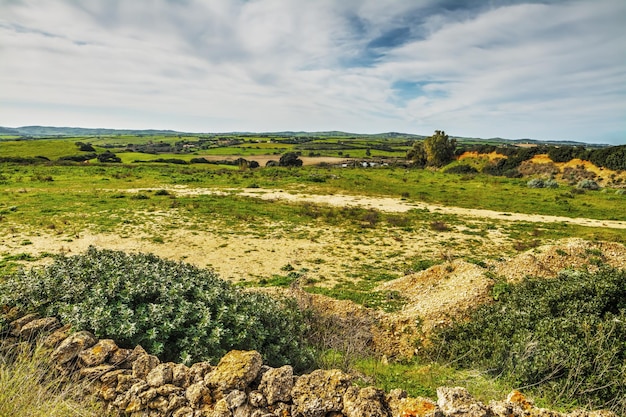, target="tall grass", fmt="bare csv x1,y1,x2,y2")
0,342,107,417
